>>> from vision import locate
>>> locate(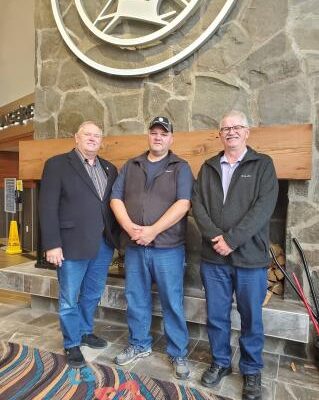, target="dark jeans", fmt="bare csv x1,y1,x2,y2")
57,239,114,348
200,262,267,375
